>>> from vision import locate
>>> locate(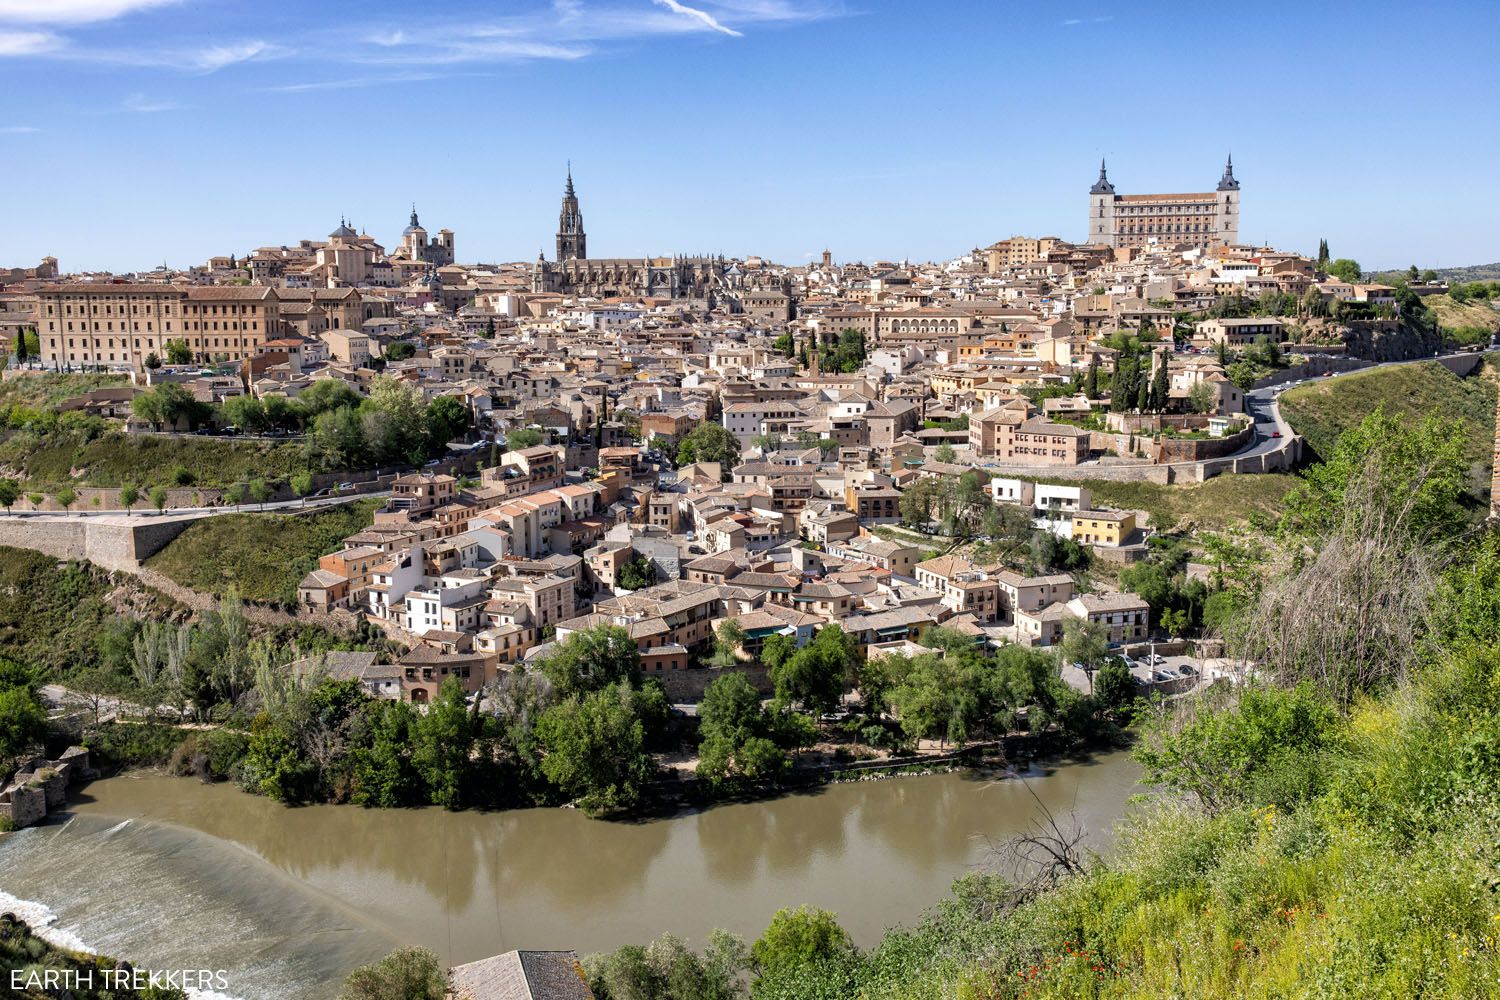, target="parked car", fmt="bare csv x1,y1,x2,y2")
1271,431,1283,438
